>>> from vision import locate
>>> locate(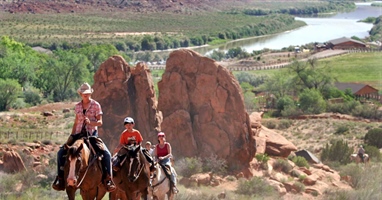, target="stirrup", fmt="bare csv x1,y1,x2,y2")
172,186,179,194
105,180,116,192
52,176,65,191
